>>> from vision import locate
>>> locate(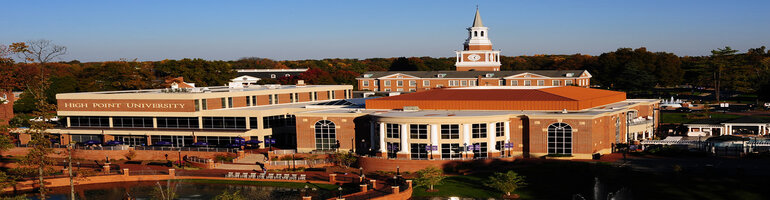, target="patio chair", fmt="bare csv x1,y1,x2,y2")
233,172,241,178
226,172,234,178
241,173,249,178
257,173,266,179
266,173,274,179
249,173,256,179
283,174,291,180
298,174,306,180
290,174,298,180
